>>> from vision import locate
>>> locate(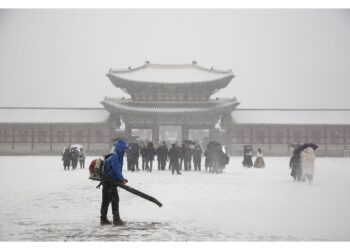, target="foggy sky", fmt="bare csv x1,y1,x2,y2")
0,9,350,109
